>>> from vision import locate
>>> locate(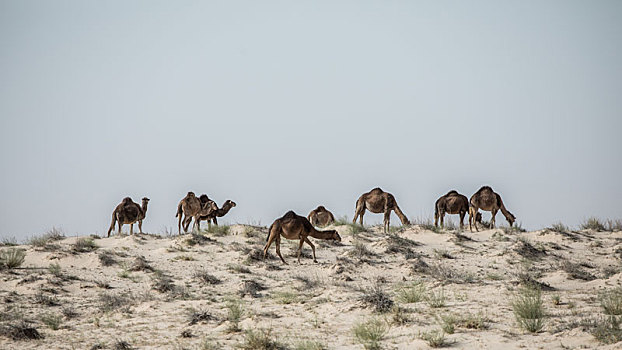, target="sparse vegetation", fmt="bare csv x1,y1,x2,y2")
549,222,569,233
188,308,215,325
48,263,62,277
347,222,367,235
0,320,42,340
73,237,98,253
349,240,375,261
272,290,300,304
239,328,286,350
419,329,449,348
194,269,222,285
581,217,606,231
0,248,26,269
294,340,326,350
206,224,231,236
225,299,244,332
426,288,446,308
396,281,426,303
587,315,622,344
352,318,388,350
40,313,62,330
512,285,546,333
99,292,132,313
151,270,175,293
599,287,622,315
239,280,266,298
360,283,394,313
98,250,118,266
